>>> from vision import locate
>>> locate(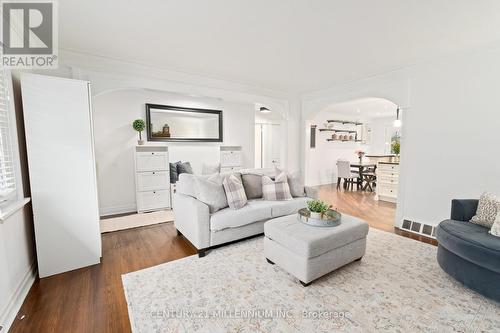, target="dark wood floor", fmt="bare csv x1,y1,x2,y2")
9,186,436,333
